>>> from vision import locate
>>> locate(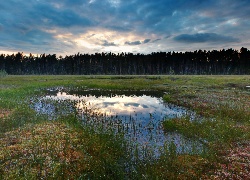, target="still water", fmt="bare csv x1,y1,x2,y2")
34,88,203,158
